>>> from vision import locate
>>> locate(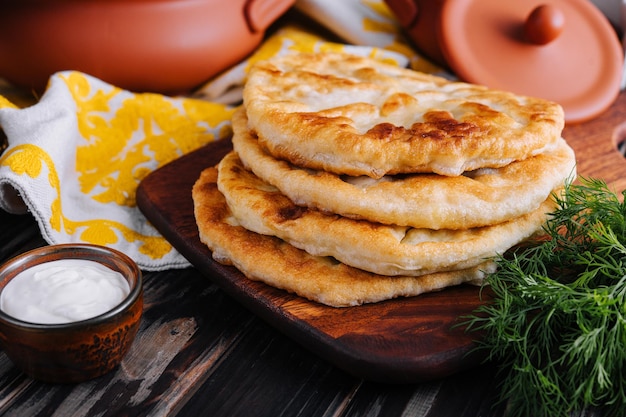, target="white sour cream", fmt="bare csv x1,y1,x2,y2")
0,259,130,324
